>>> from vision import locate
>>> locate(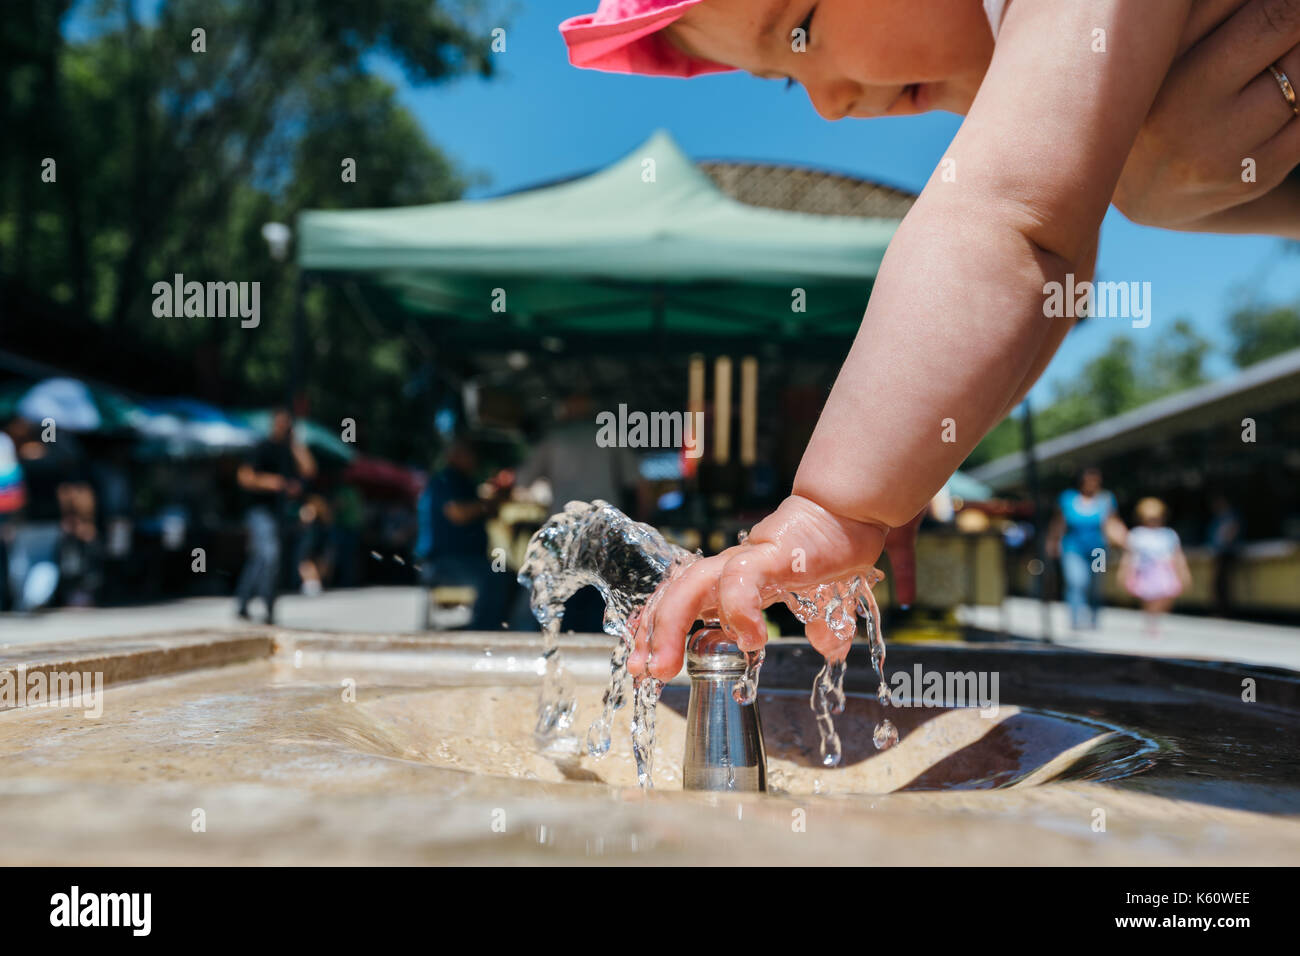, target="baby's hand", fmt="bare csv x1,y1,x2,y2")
627,495,890,682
